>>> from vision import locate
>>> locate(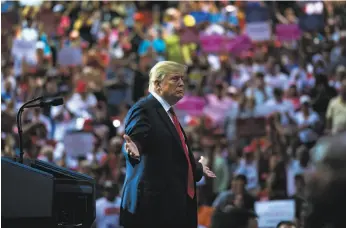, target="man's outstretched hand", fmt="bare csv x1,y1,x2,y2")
123,134,140,160
199,156,216,178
